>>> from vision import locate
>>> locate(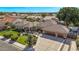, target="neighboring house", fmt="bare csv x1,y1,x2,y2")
13,19,34,31
0,22,6,30
39,20,57,28
68,27,78,38
27,15,42,19
0,15,16,23
43,16,59,21
3,15,16,23
12,19,29,30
